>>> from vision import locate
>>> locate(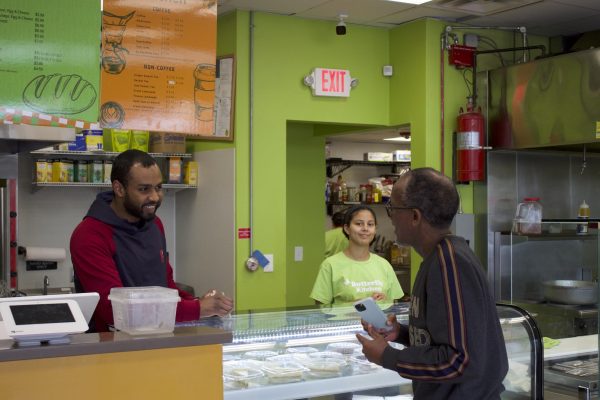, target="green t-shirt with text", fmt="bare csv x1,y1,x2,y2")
310,252,404,305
